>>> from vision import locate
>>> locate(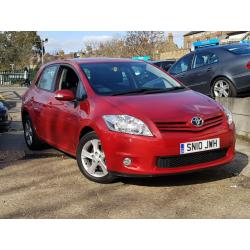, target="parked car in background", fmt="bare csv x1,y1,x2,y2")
149,60,176,72
168,43,250,97
22,58,235,183
0,101,10,130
